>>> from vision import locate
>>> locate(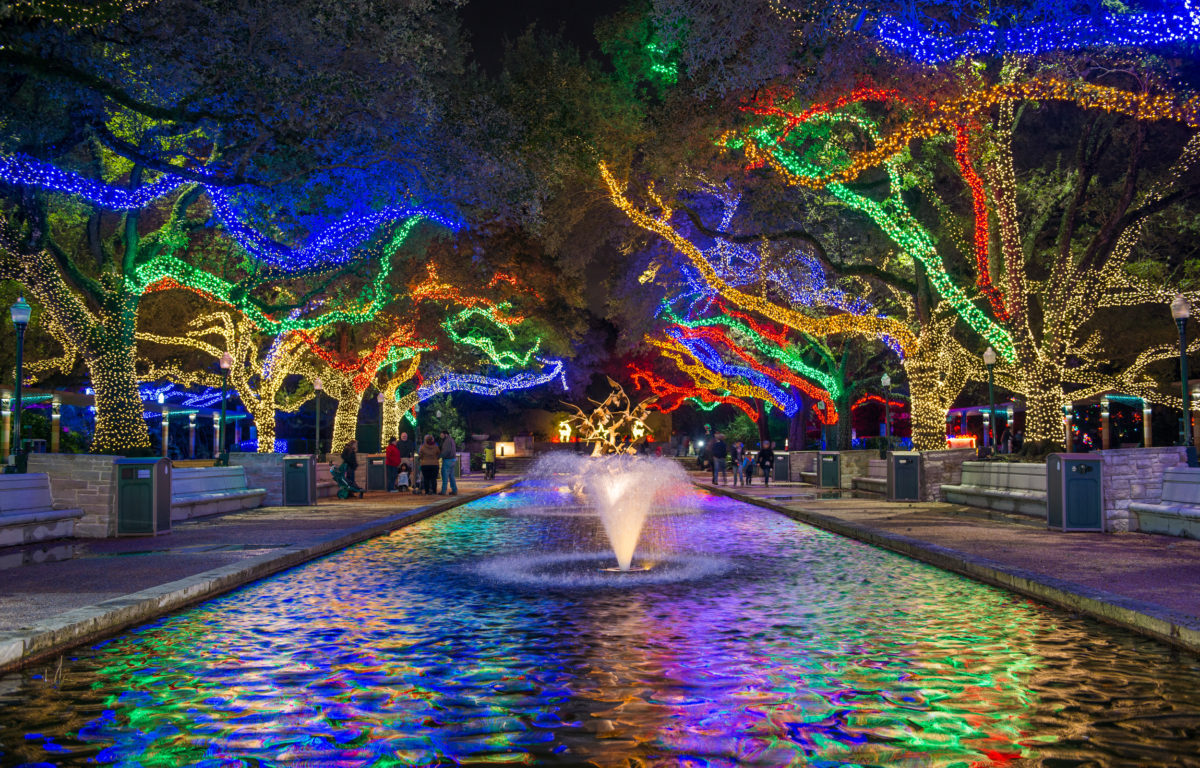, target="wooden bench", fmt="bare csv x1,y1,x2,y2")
0,473,85,547
1130,467,1200,538
852,459,887,494
941,461,1047,518
171,466,267,521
